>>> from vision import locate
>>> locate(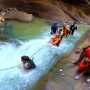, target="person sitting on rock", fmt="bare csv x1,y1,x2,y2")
78,57,90,73
74,46,90,79
21,56,36,70
51,22,58,34
73,45,90,65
